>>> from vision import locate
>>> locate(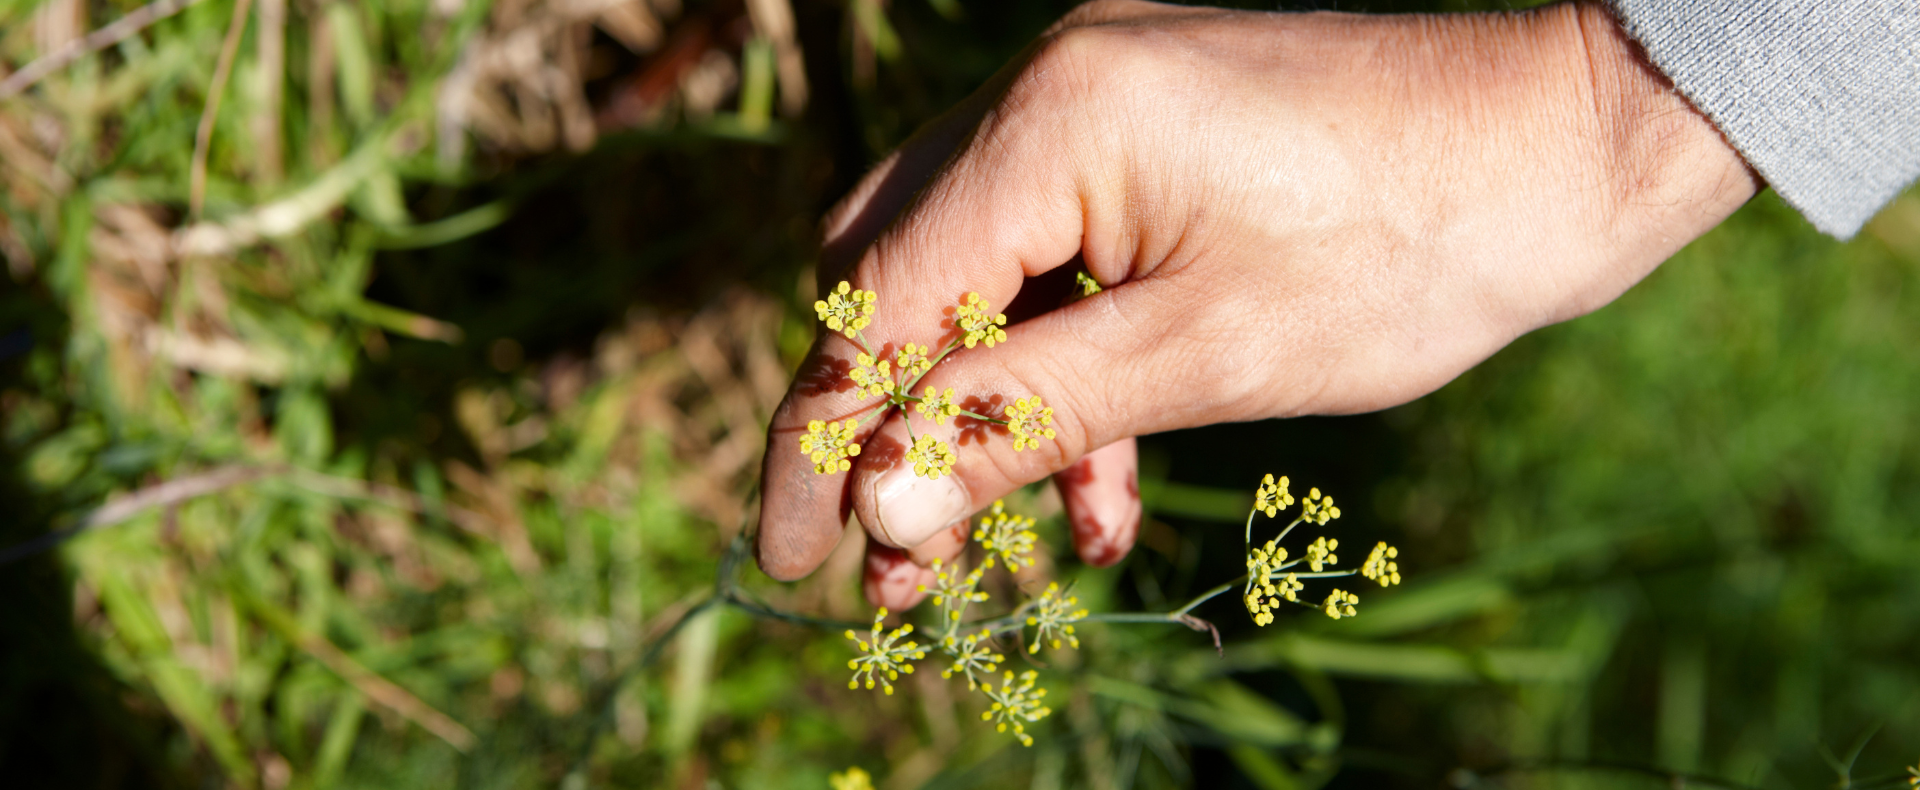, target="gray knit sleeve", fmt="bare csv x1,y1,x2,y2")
1610,0,1920,239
